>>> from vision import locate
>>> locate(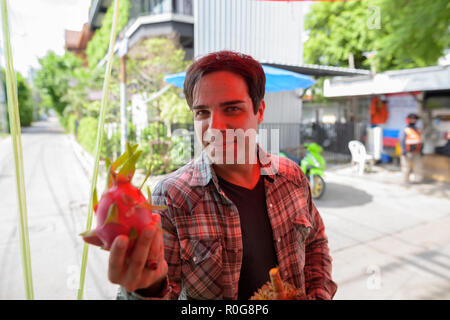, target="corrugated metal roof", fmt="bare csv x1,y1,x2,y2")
265,62,371,77
324,65,450,97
